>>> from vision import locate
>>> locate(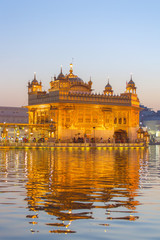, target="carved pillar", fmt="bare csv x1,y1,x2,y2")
33,111,35,124
35,110,37,124
29,111,33,124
